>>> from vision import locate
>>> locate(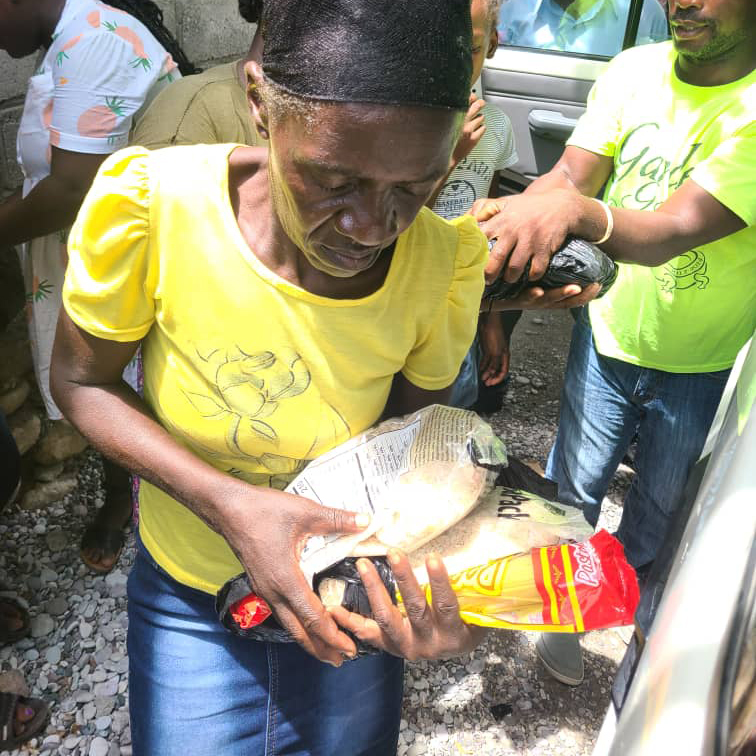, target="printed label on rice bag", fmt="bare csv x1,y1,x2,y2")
408,405,478,467
292,419,421,562
289,418,420,513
